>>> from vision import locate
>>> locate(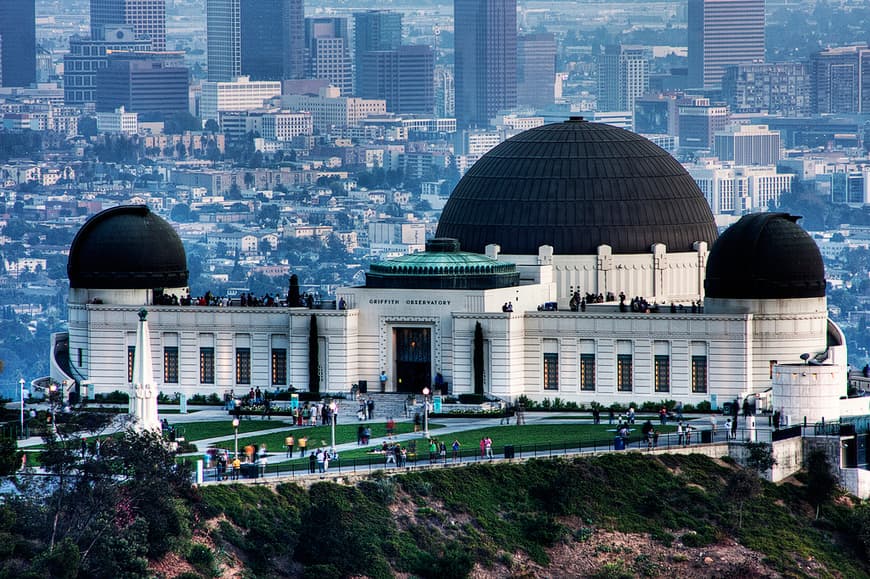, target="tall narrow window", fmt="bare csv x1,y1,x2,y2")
236,347,251,385
654,355,670,392
200,347,215,384
617,355,633,391
272,348,287,385
127,346,135,383
580,353,596,391
543,352,559,390
164,347,179,383
692,356,708,393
